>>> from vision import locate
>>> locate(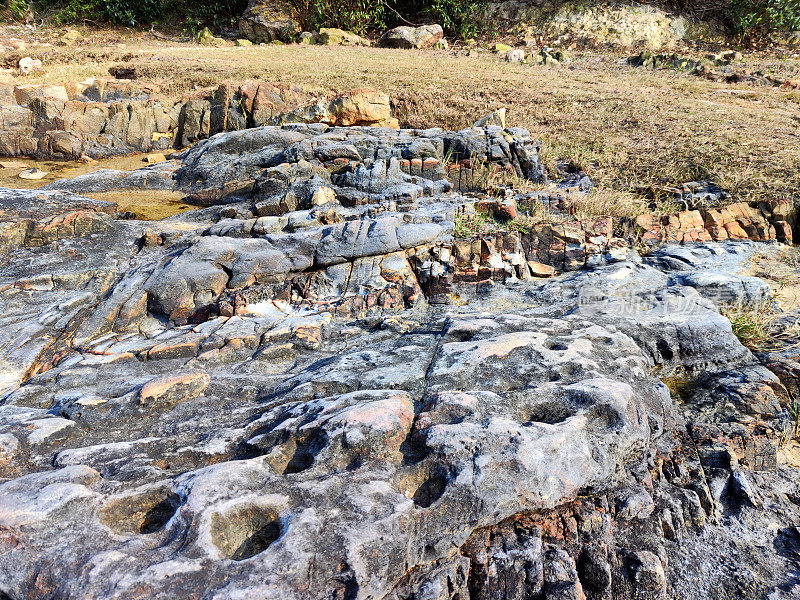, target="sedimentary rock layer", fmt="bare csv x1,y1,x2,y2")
0,123,798,600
